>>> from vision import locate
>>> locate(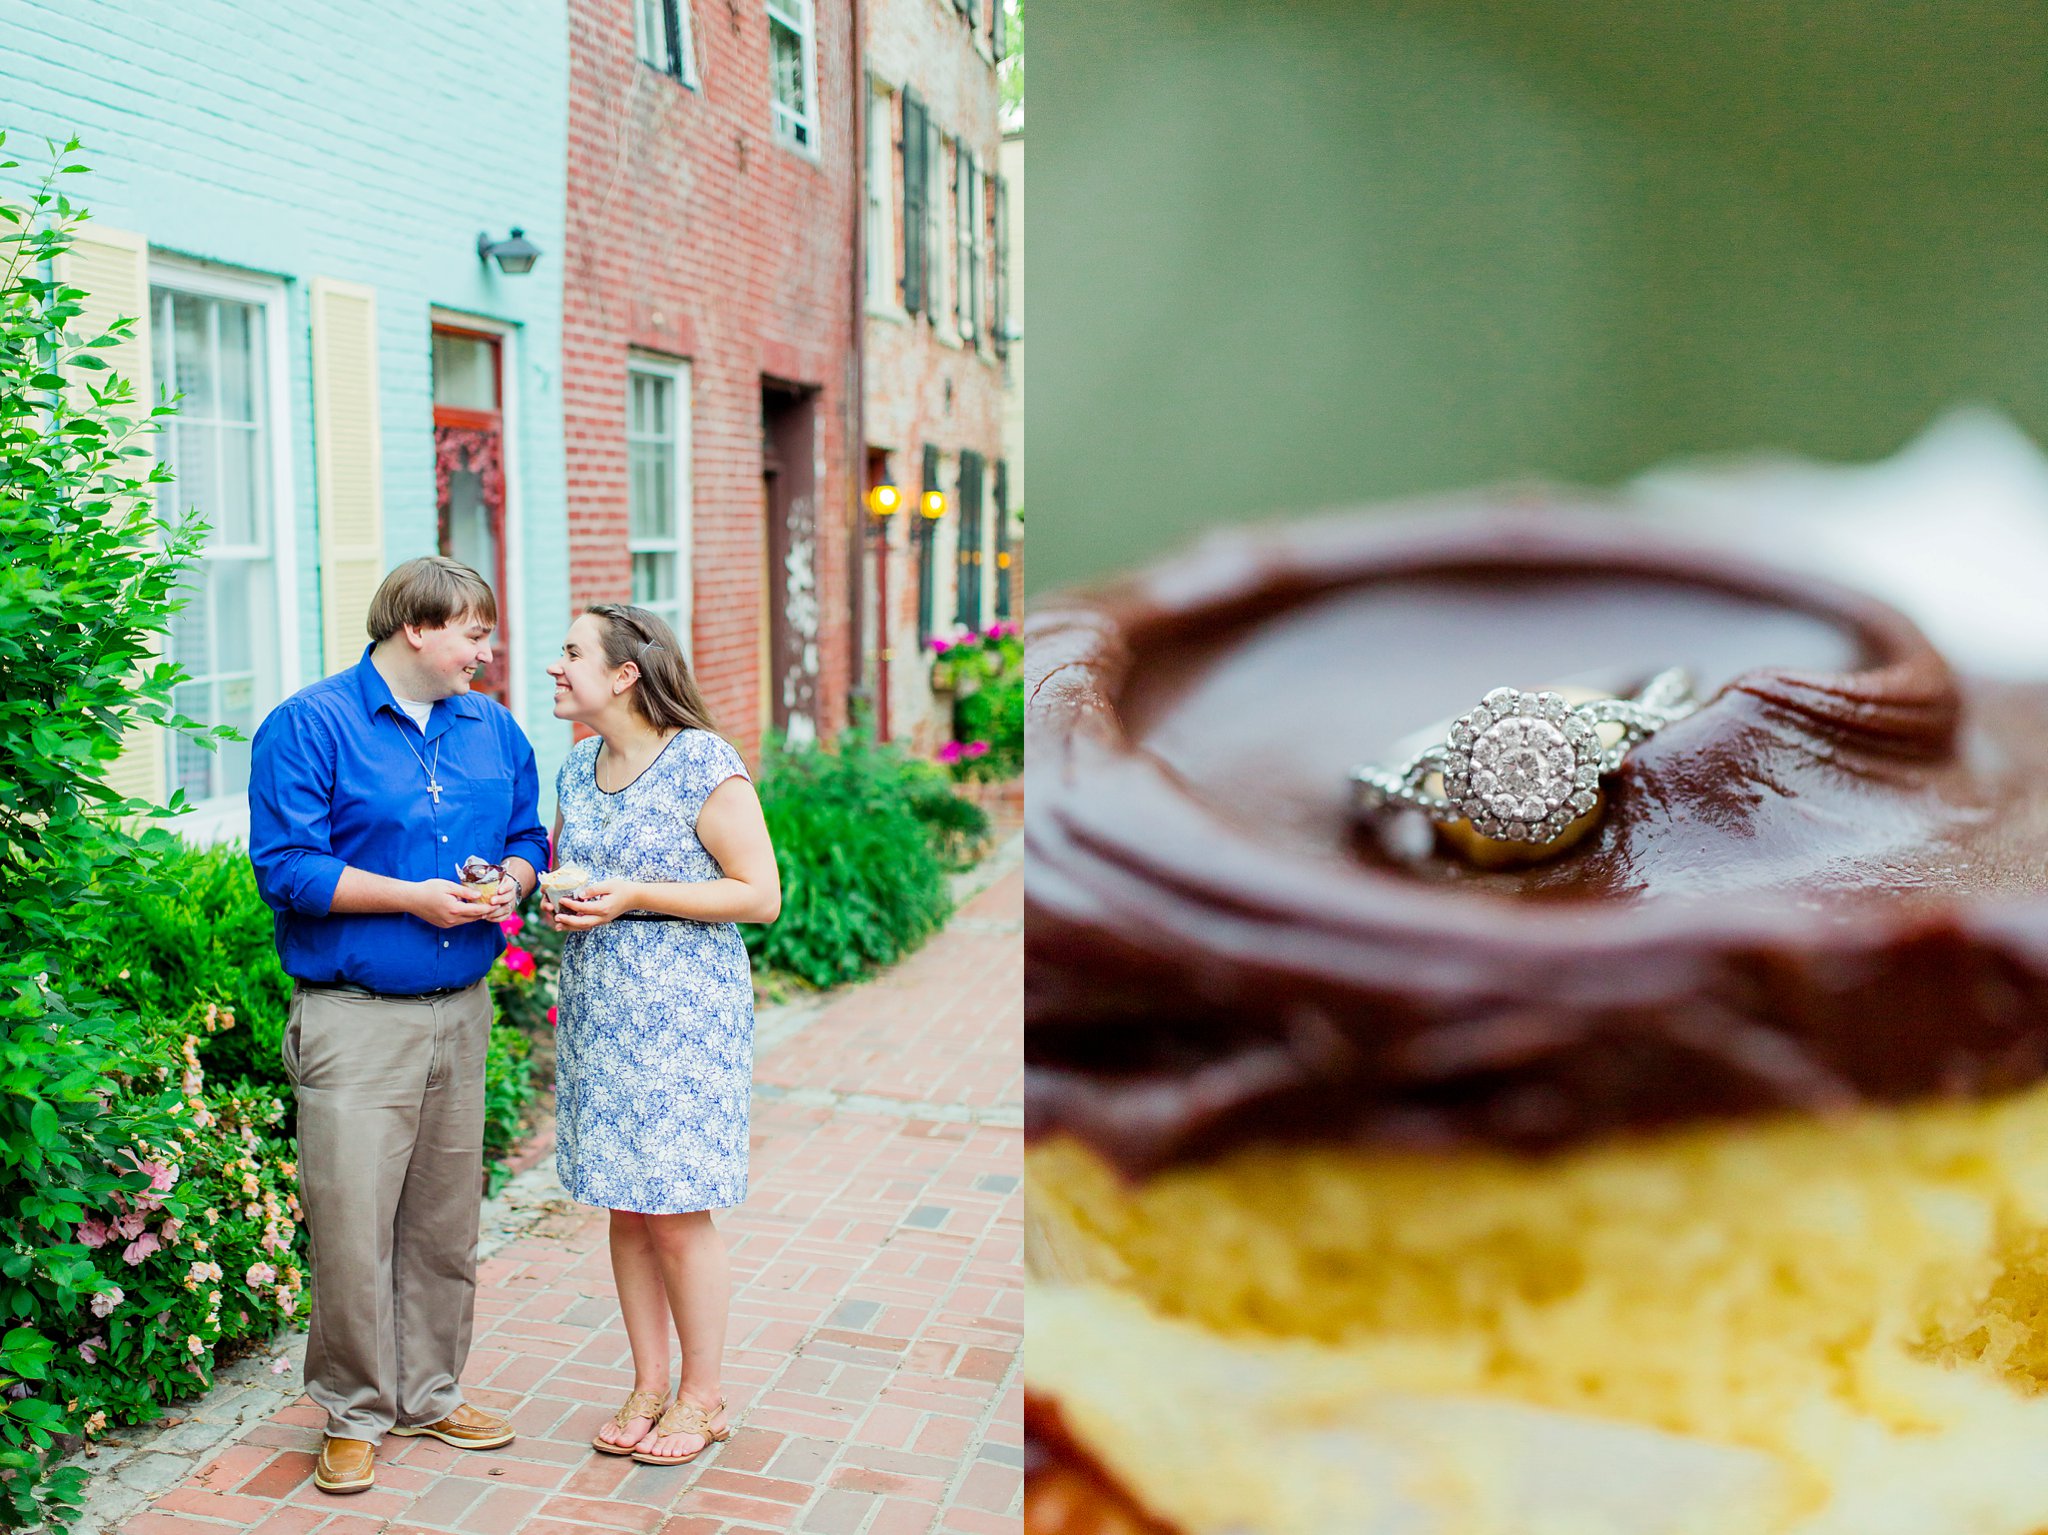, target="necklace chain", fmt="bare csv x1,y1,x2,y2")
390,715,444,804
